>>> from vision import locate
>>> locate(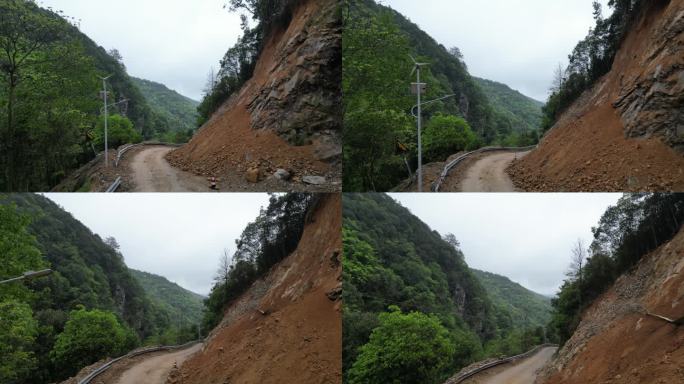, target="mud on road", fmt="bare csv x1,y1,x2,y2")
460,151,529,192
130,146,211,192
461,347,557,384
112,344,201,384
